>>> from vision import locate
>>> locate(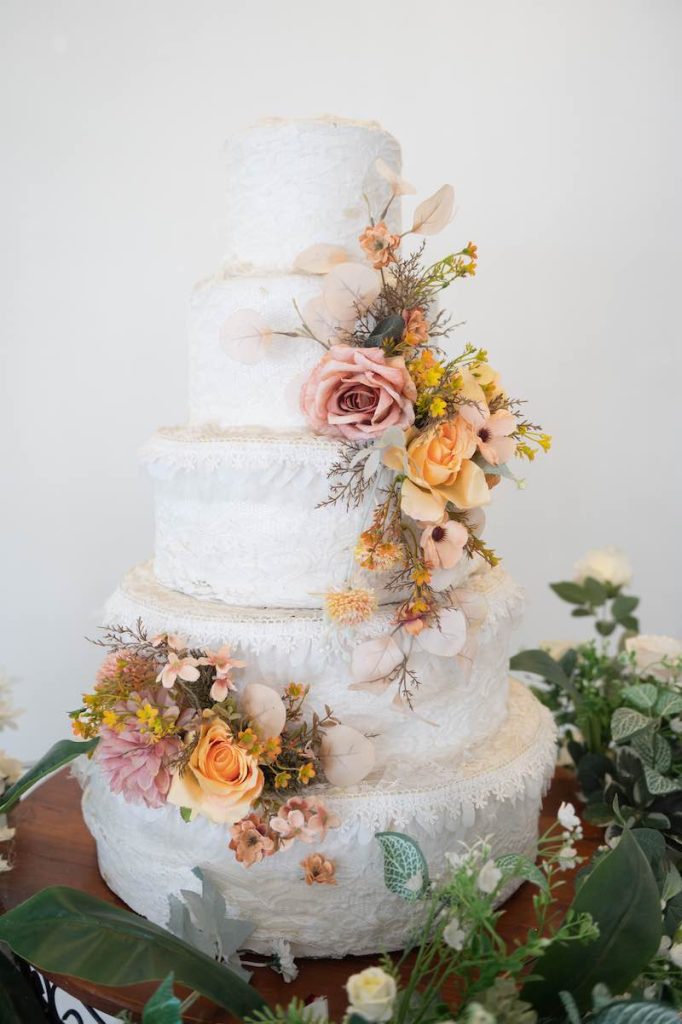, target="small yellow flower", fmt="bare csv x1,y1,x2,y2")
285,682,306,700
423,367,444,387
412,566,432,587
275,771,292,790
136,703,159,725
102,709,119,728
429,397,447,418
238,728,262,757
298,763,316,785
261,735,282,762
